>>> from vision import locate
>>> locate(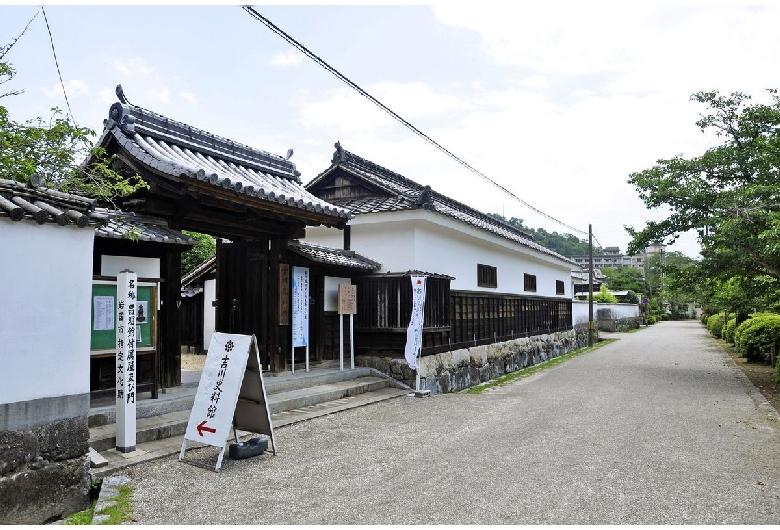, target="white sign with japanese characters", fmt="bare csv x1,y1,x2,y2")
184,333,251,448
